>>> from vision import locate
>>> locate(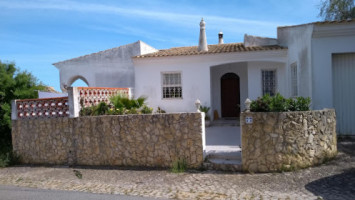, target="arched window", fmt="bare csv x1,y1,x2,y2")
67,76,89,88
71,78,88,87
